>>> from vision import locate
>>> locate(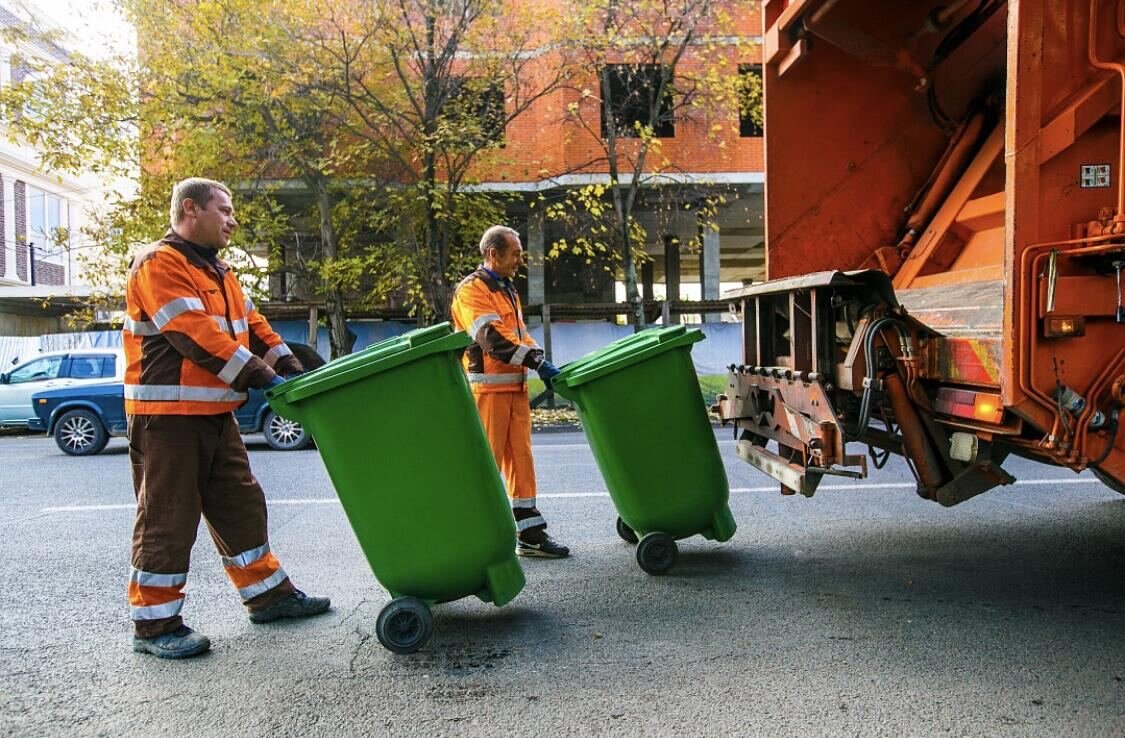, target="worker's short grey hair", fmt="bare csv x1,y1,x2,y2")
479,225,519,256
170,177,232,225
